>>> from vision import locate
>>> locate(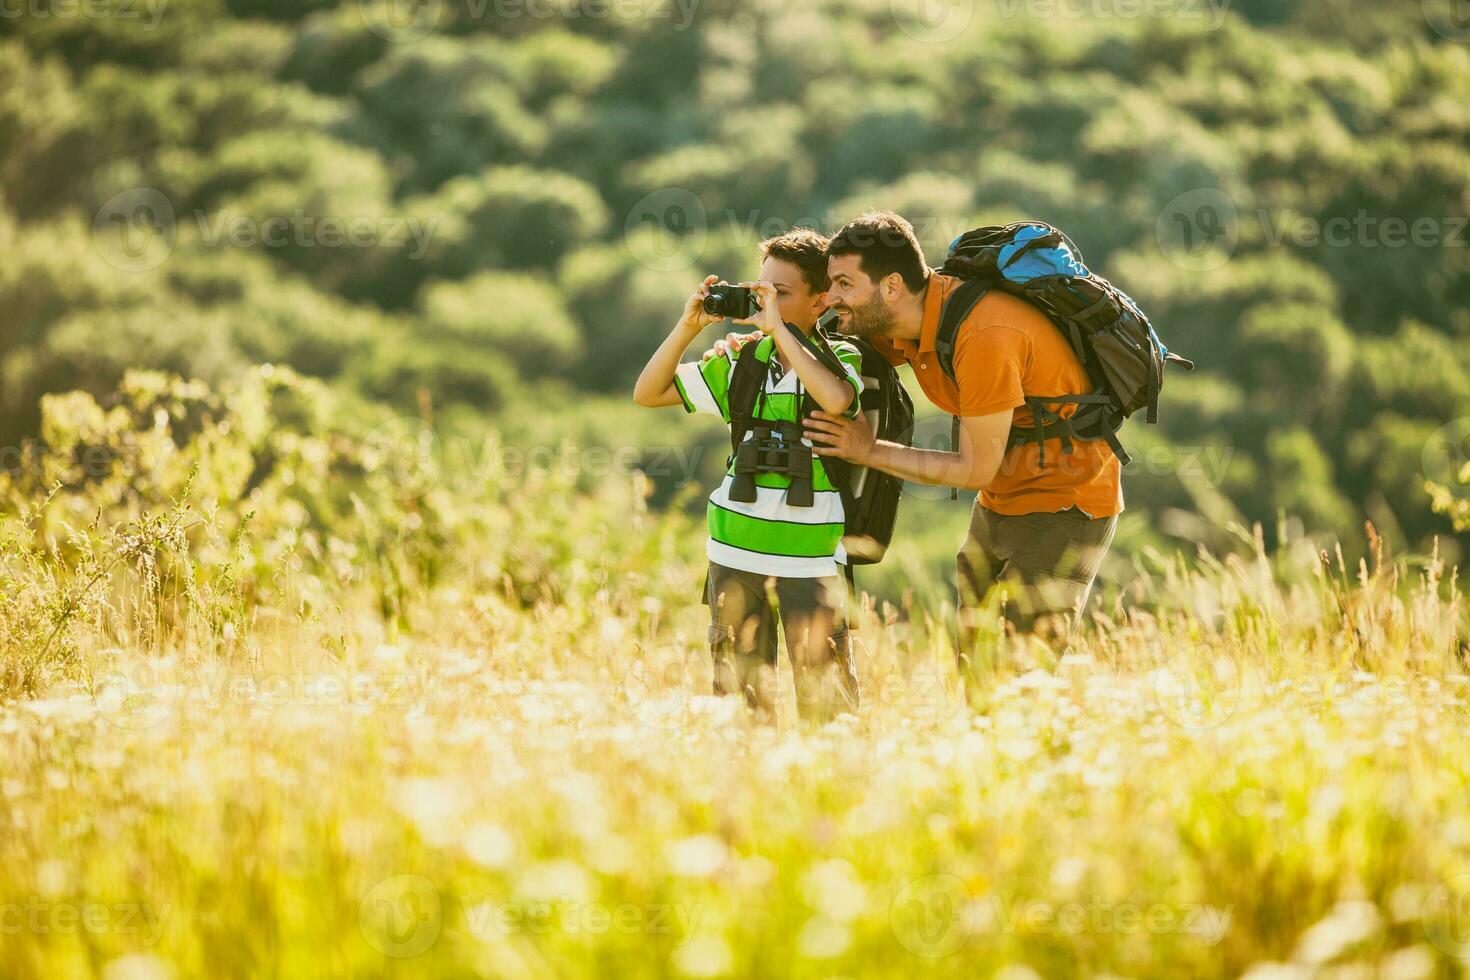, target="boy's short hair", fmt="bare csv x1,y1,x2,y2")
827,210,928,293
760,228,831,295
